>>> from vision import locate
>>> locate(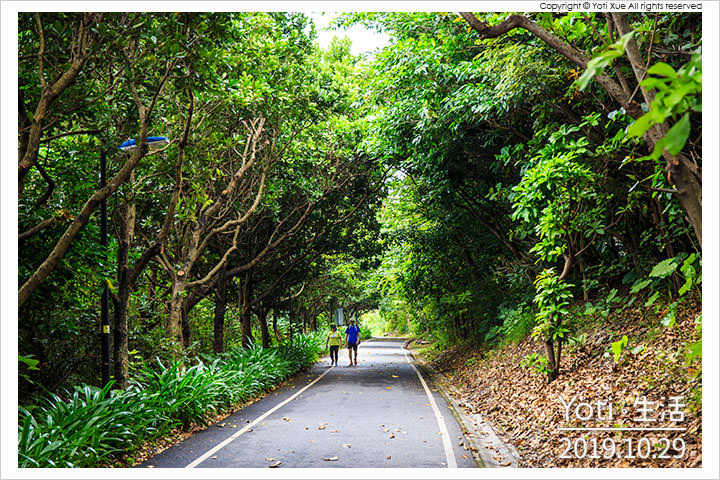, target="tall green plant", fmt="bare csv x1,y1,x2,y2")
531,269,573,381
19,335,325,468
